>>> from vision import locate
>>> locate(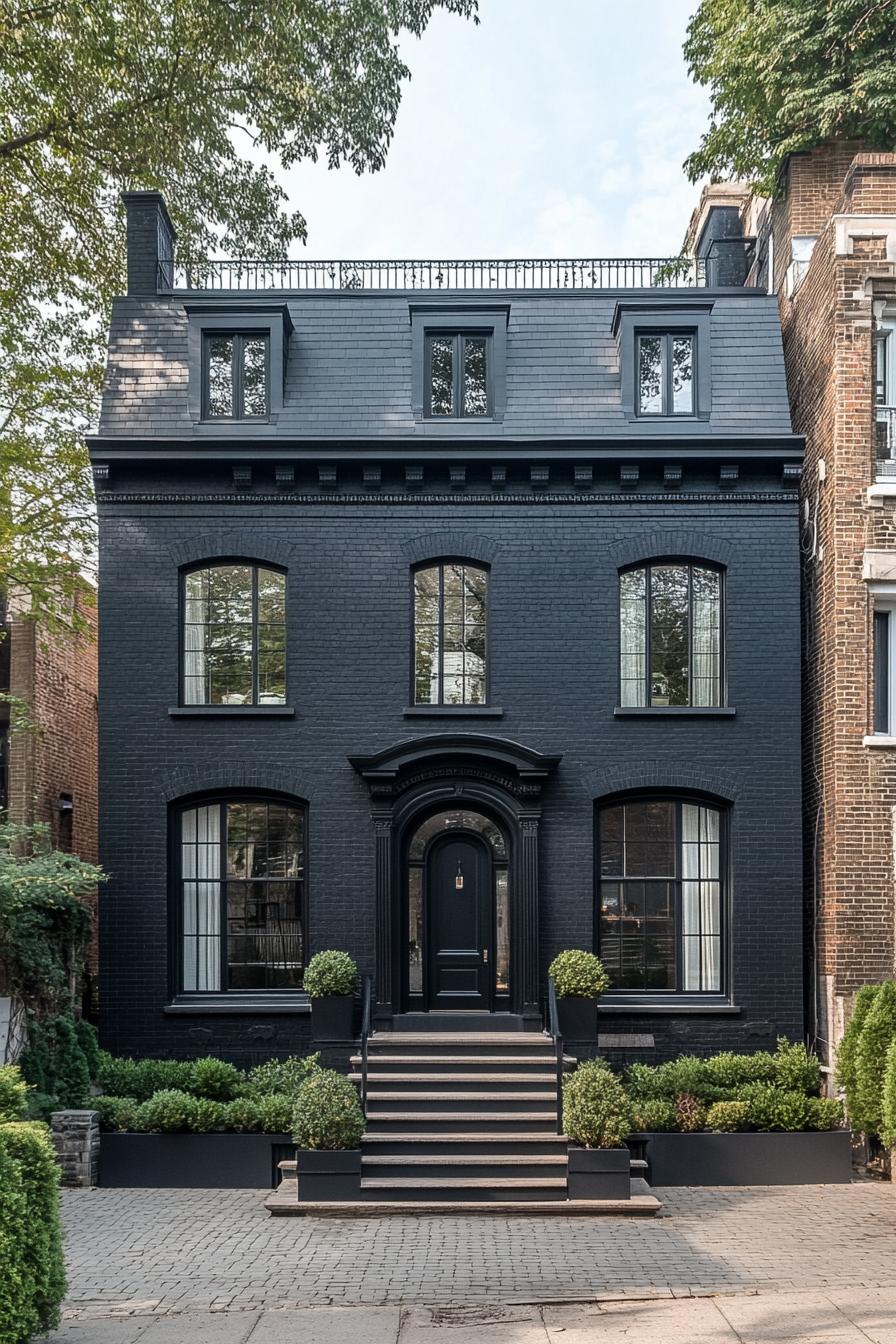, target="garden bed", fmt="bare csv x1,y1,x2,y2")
633,1128,853,1185
99,1132,293,1188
